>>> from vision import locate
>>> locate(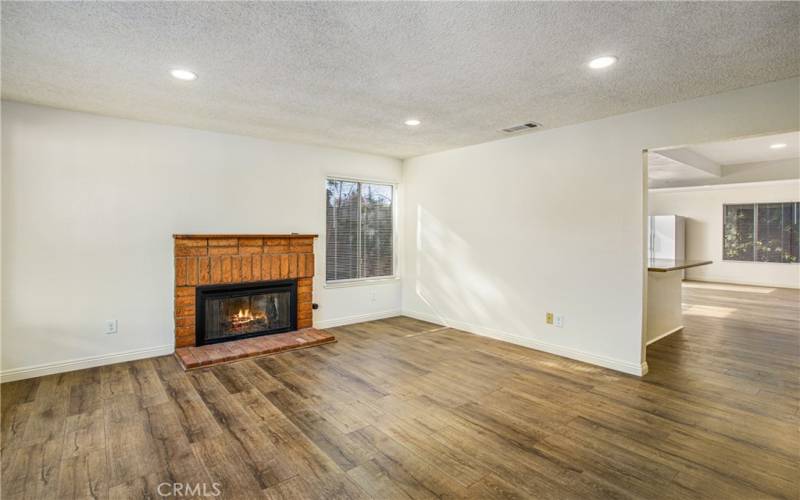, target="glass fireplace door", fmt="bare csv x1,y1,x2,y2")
195,280,297,345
